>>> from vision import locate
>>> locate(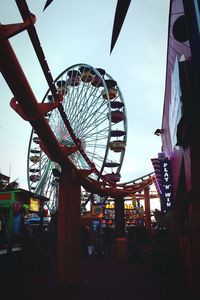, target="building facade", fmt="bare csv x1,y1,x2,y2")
161,0,200,292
